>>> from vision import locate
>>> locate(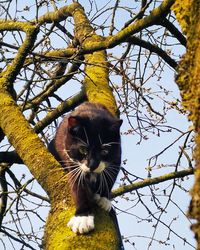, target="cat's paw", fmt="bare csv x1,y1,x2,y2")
94,194,112,212
67,215,94,234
